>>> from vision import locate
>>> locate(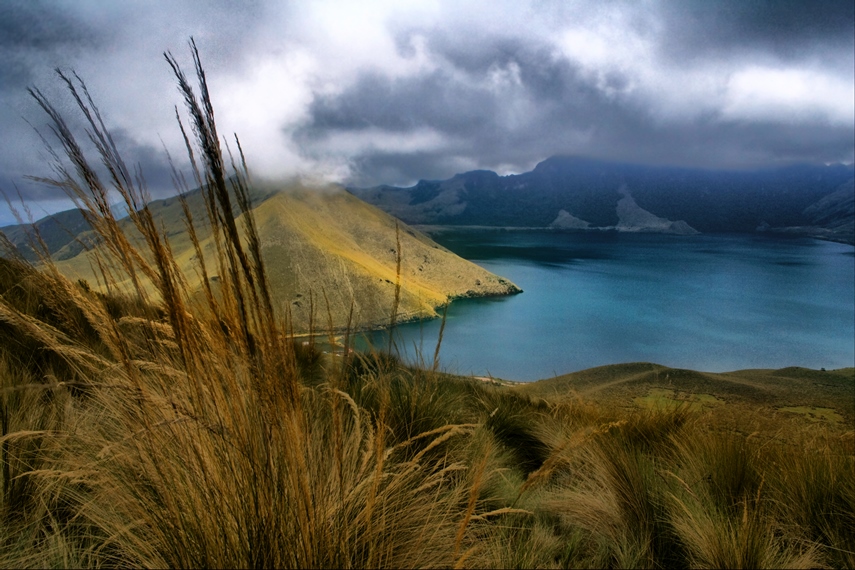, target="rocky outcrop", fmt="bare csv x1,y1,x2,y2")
615,186,699,235
549,210,591,229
